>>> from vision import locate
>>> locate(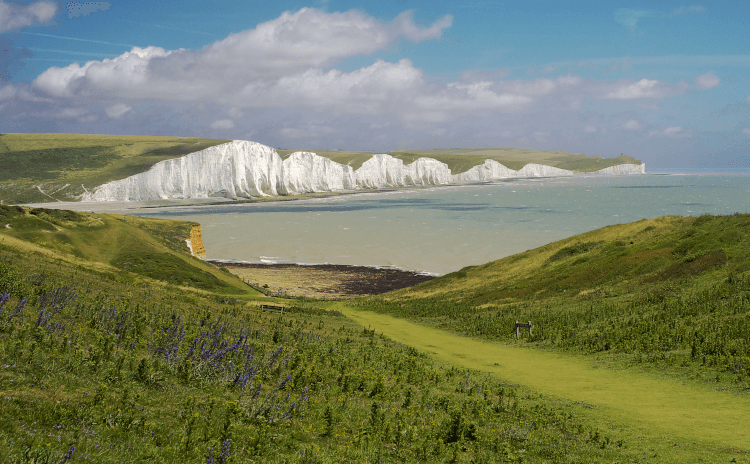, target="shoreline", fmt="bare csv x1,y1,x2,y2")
210,261,436,299
19,170,653,212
